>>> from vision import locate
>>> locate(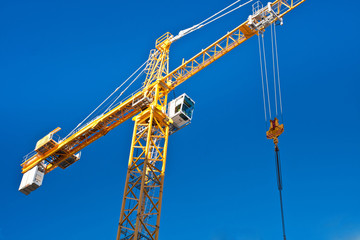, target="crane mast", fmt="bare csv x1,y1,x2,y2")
19,0,305,239
116,33,172,239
